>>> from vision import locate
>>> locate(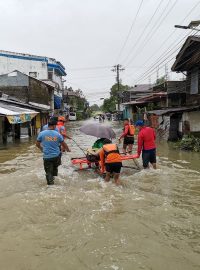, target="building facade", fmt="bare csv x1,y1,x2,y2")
0,50,66,110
